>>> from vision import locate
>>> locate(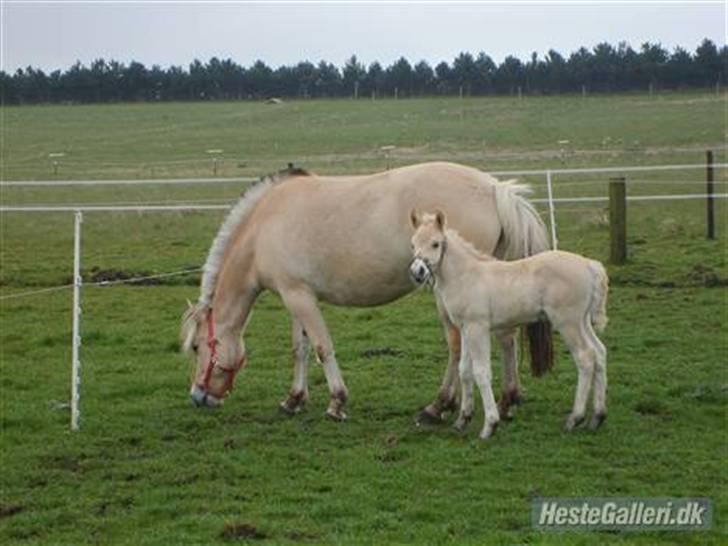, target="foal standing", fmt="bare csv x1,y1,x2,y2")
410,211,608,439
